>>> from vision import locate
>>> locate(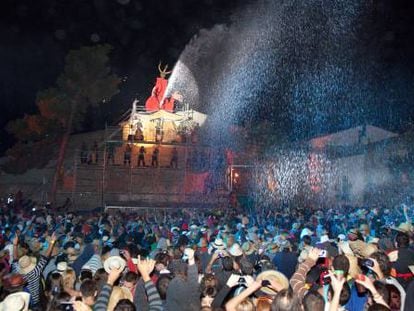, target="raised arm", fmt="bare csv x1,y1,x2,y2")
137,256,163,311
225,280,261,311
290,247,319,299
93,267,122,311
